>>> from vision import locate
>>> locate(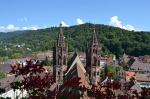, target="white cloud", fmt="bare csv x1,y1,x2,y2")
61,21,69,27
0,24,38,32
7,24,19,30
43,26,47,28
22,25,38,30
109,16,140,31
22,27,28,30
17,18,28,22
0,24,20,32
30,25,38,30
76,18,84,25
0,26,5,32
